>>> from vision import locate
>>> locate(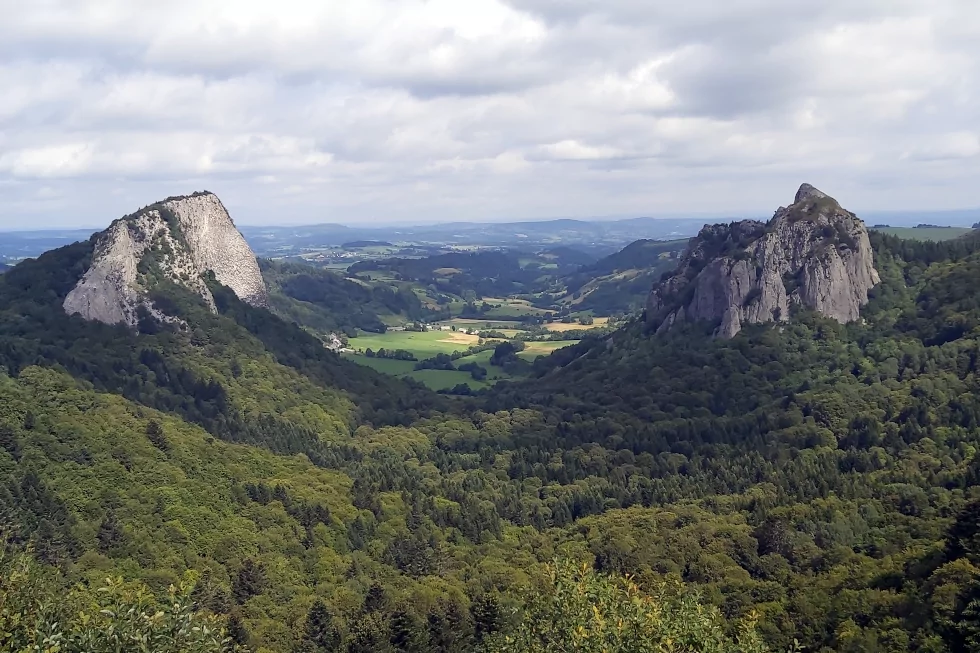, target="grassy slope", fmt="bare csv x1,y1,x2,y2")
518,340,581,360
347,330,482,358
873,226,974,241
